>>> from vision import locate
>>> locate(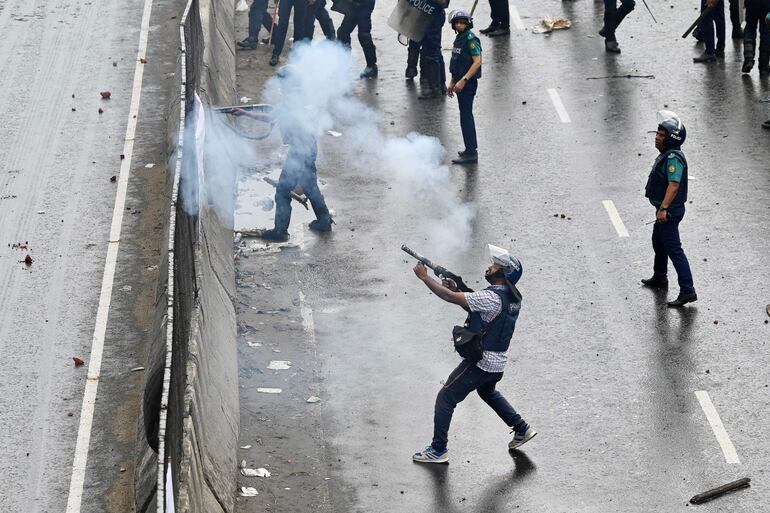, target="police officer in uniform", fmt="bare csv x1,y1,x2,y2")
447,10,481,165
337,0,378,78
642,111,697,307
600,0,635,53
418,0,448,99
411,245,536,464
